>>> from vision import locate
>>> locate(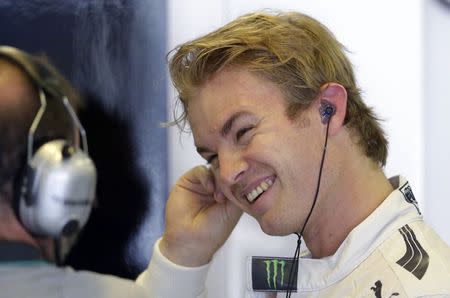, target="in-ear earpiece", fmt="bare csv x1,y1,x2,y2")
320,102,335,124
